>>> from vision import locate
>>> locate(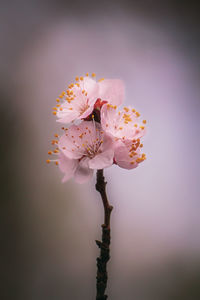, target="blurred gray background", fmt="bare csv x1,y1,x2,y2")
0,0,200,299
